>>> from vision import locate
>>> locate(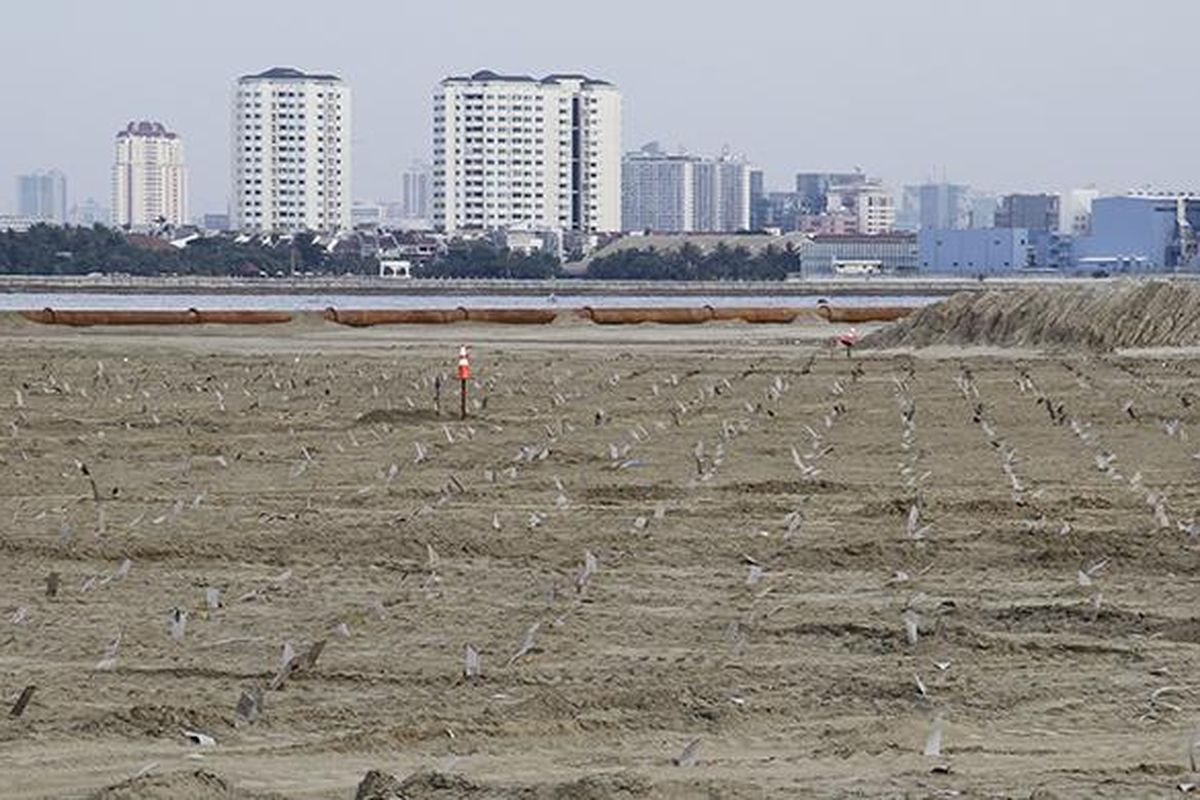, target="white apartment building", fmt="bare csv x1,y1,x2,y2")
827,179,895,235
231,67,351,232
111,121,187,229
694,155,751,232
433,70,621,233
622,144,751,233
622,145,695,232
